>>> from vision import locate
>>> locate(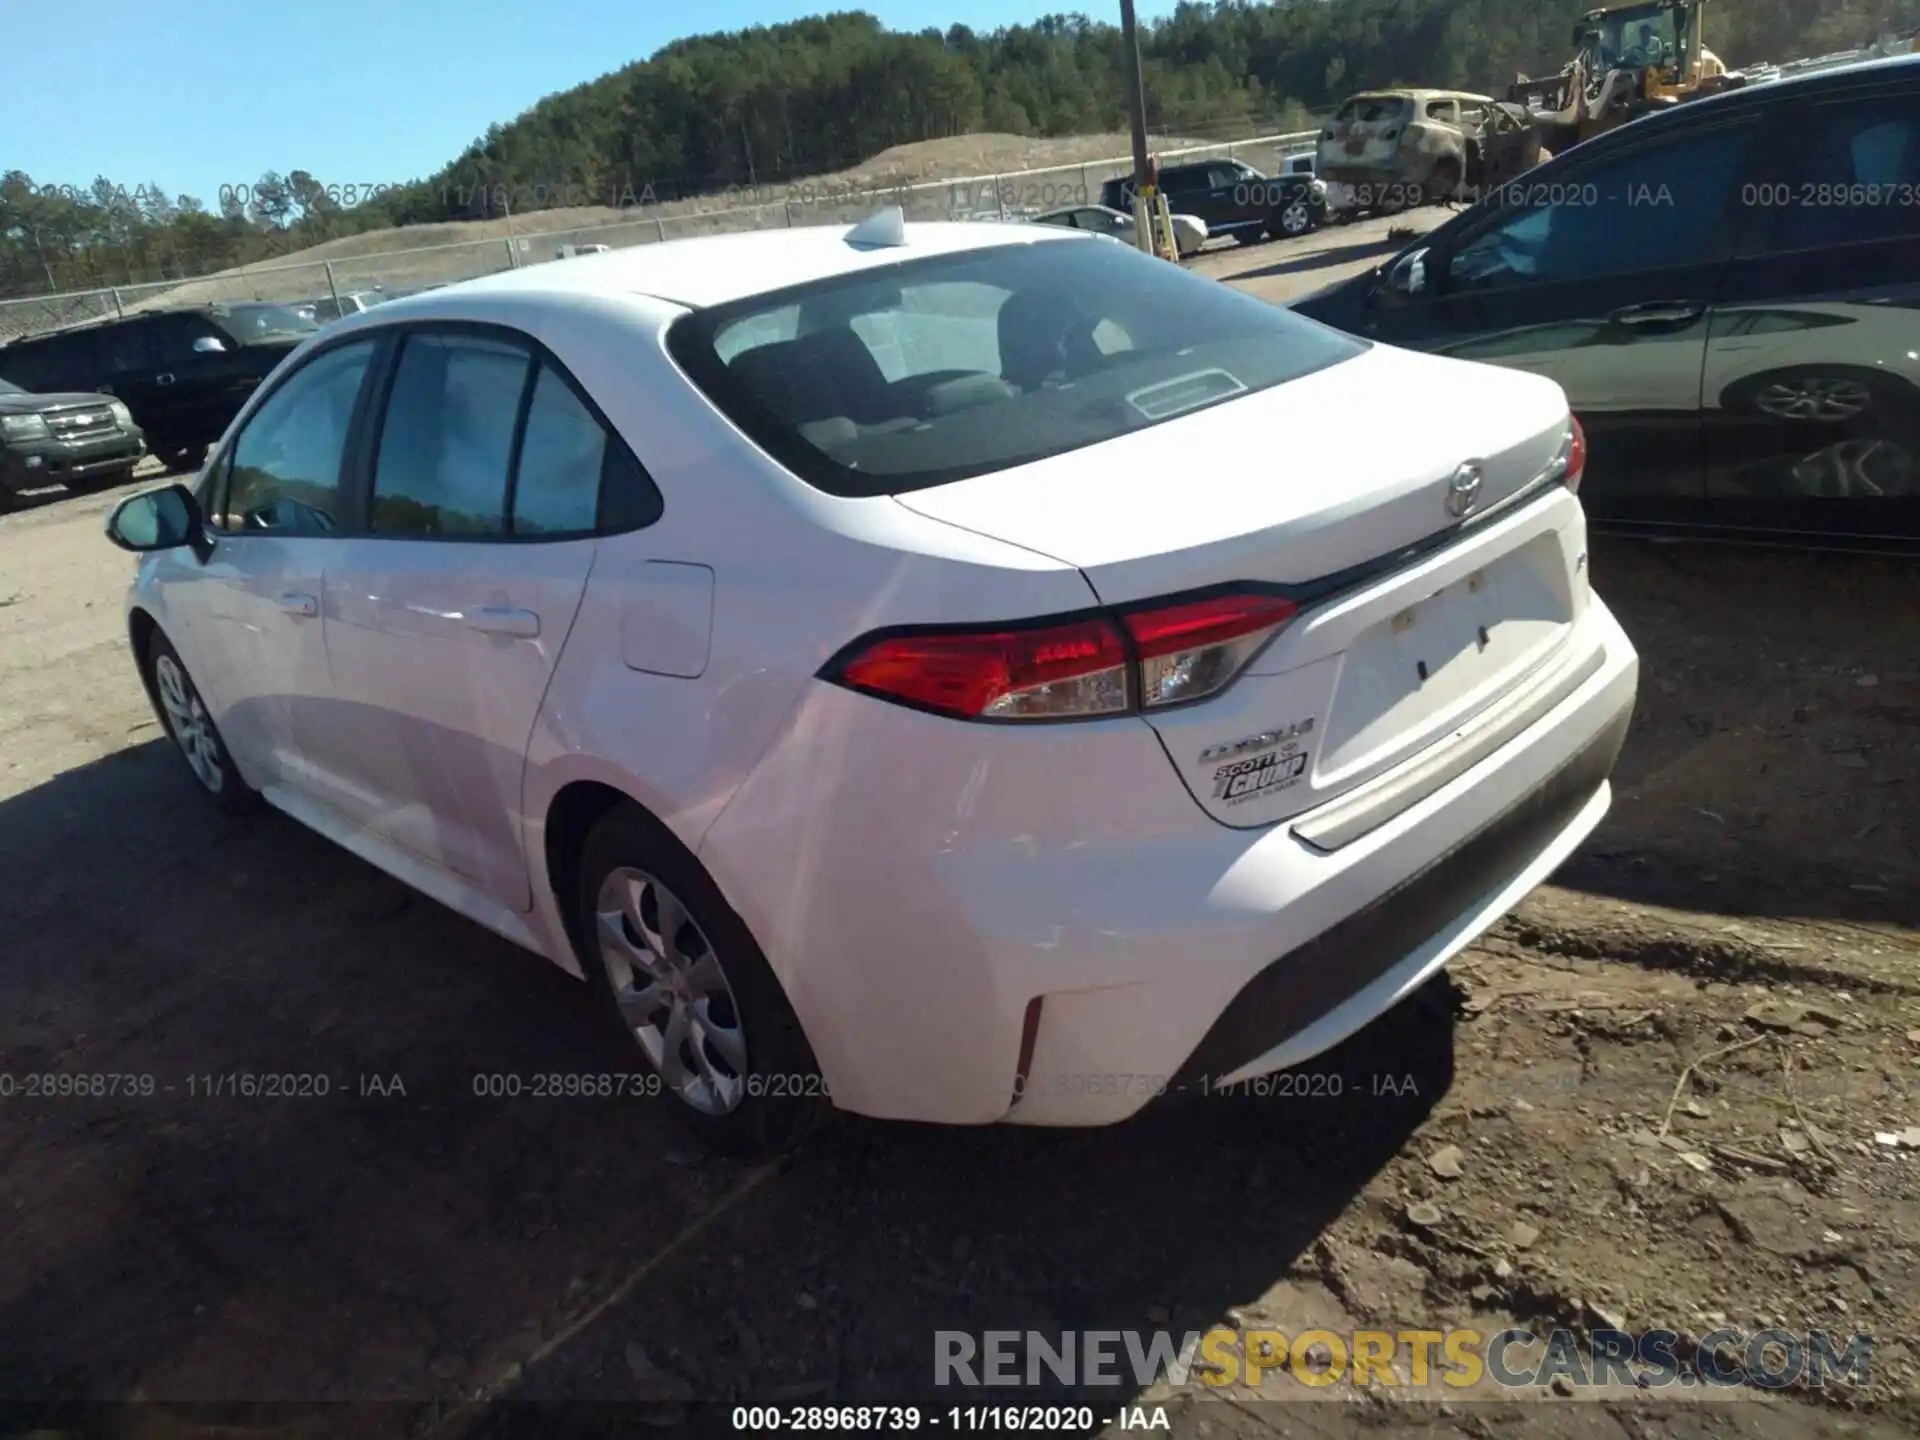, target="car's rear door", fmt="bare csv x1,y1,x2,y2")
1360,109,1768,532
1702,75,1920,548
1162,165,1219,226
92,320,161,425
314,323,659,907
